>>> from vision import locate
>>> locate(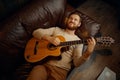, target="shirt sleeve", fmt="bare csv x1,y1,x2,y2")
32,27,58,39
72,44,84,67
